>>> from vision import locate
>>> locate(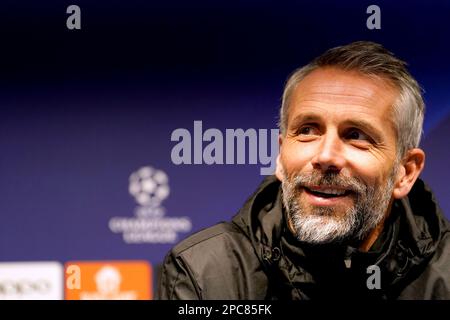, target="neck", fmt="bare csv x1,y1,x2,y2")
358,221,385,252
358,201,393,252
